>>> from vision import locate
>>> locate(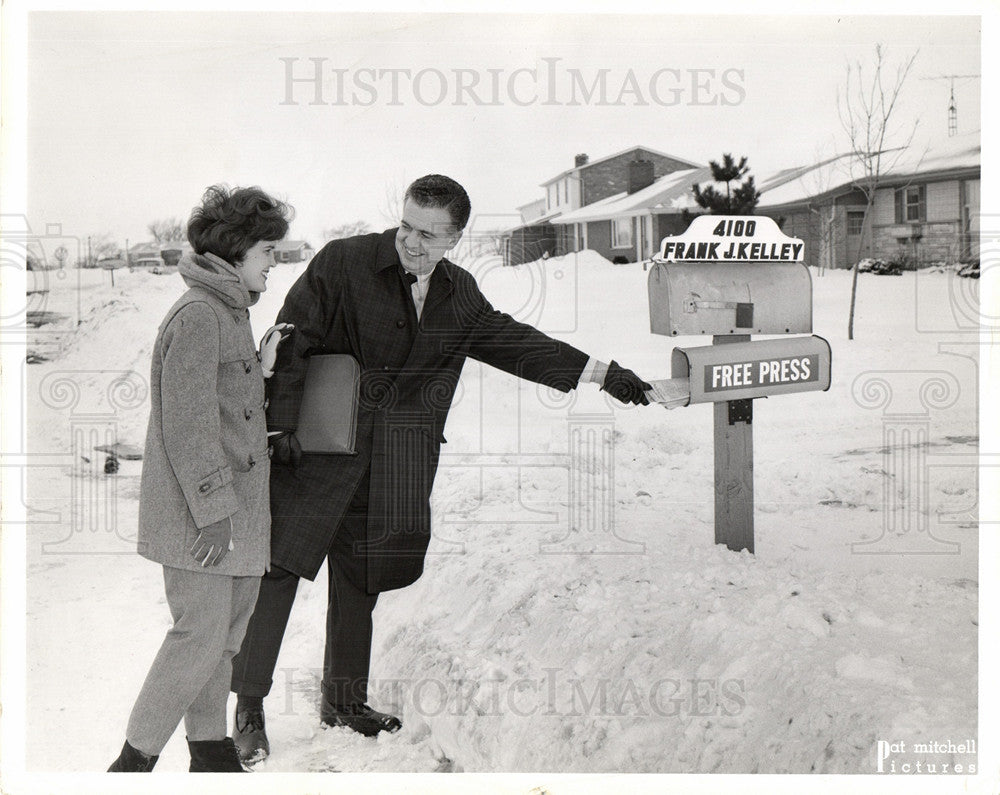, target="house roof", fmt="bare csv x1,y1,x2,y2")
274,240,313,251
757,130,980,210
130,240,193,255
756,154,858,208
551,166,711,224
516,197,546,213
881,129,980,179
540,146,703,187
